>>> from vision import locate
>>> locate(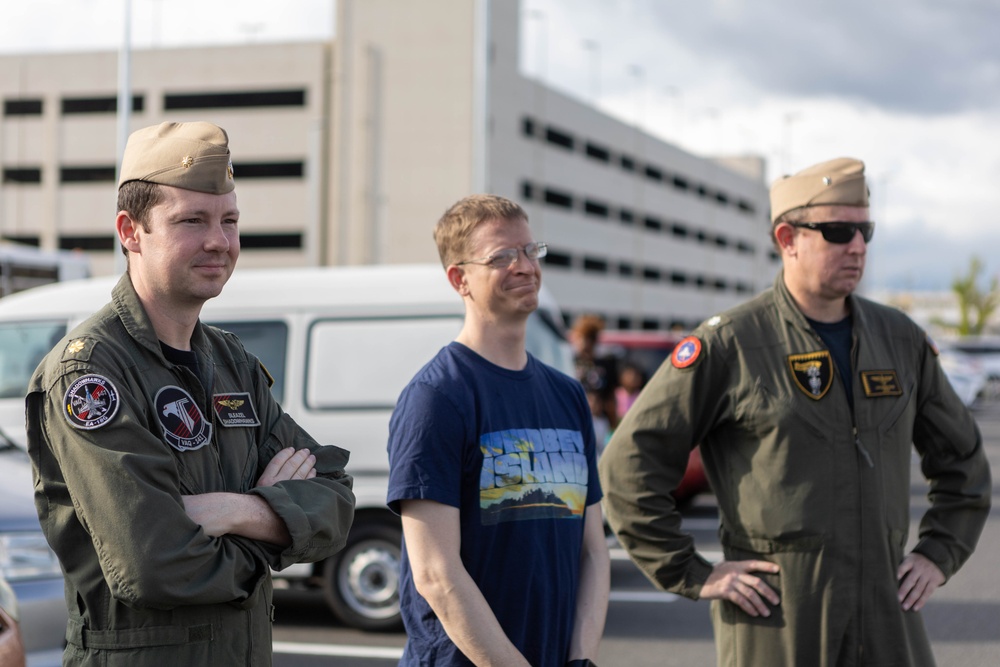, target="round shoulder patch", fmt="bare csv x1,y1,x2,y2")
64,375,120,430
671,336,703,369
